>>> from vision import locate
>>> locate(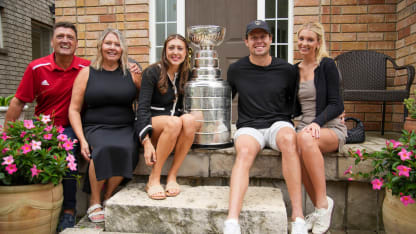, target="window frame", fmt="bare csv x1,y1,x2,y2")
257,0,293,63
149,0,185,63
